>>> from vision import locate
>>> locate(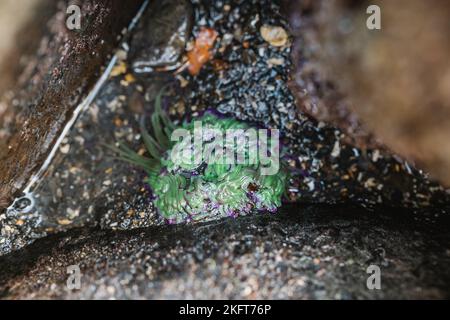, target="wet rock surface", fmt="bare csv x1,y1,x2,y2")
0,0,449,299
1,205,450,299
129,0,193,73
2,0,450,256
0,0,145,208
282,0,377,150
179,0,450,210
285,0,450,186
